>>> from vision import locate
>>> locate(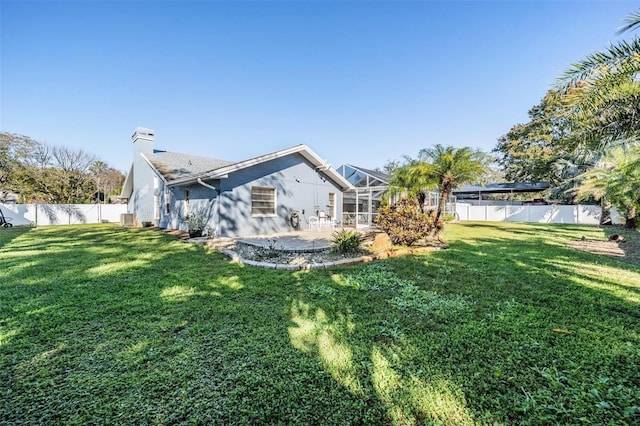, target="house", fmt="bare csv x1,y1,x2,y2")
120,128,352,237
